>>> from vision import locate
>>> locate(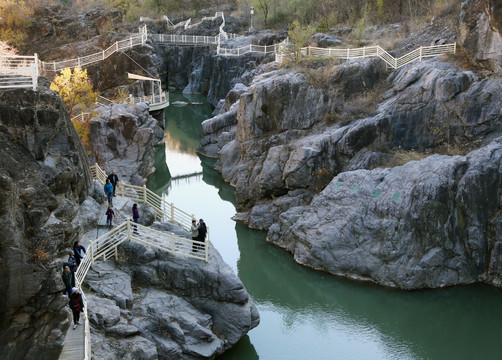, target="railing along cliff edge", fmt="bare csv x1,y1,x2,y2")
90,163,195,230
